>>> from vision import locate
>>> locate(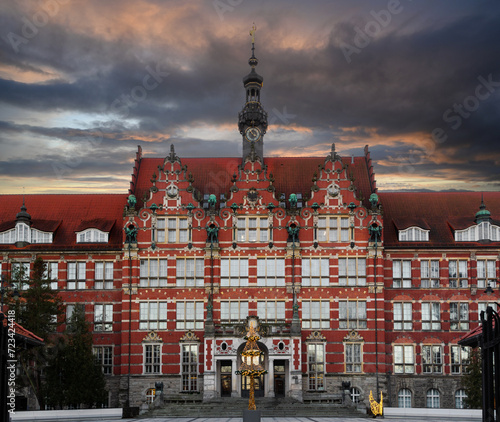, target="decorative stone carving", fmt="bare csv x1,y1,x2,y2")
344,330,363,342
306,331,326,341
180,331,200,342
143,331,163,343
